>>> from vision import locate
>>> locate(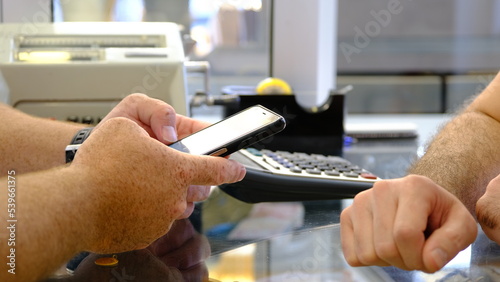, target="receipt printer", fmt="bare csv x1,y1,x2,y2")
0,22,188,123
